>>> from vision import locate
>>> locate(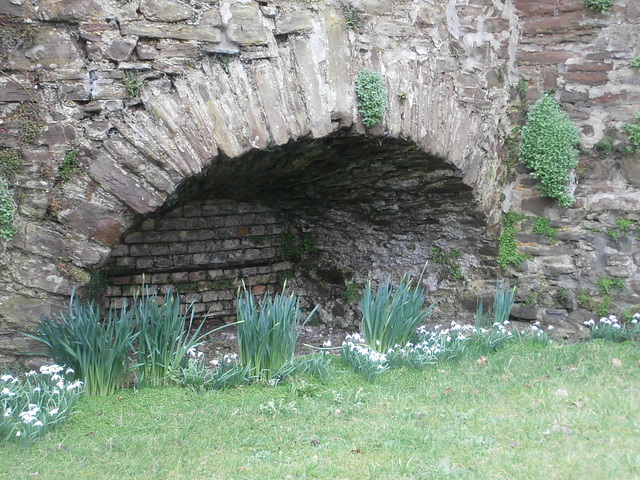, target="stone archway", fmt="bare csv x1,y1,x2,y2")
102,133,494,329
0,0,517,362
